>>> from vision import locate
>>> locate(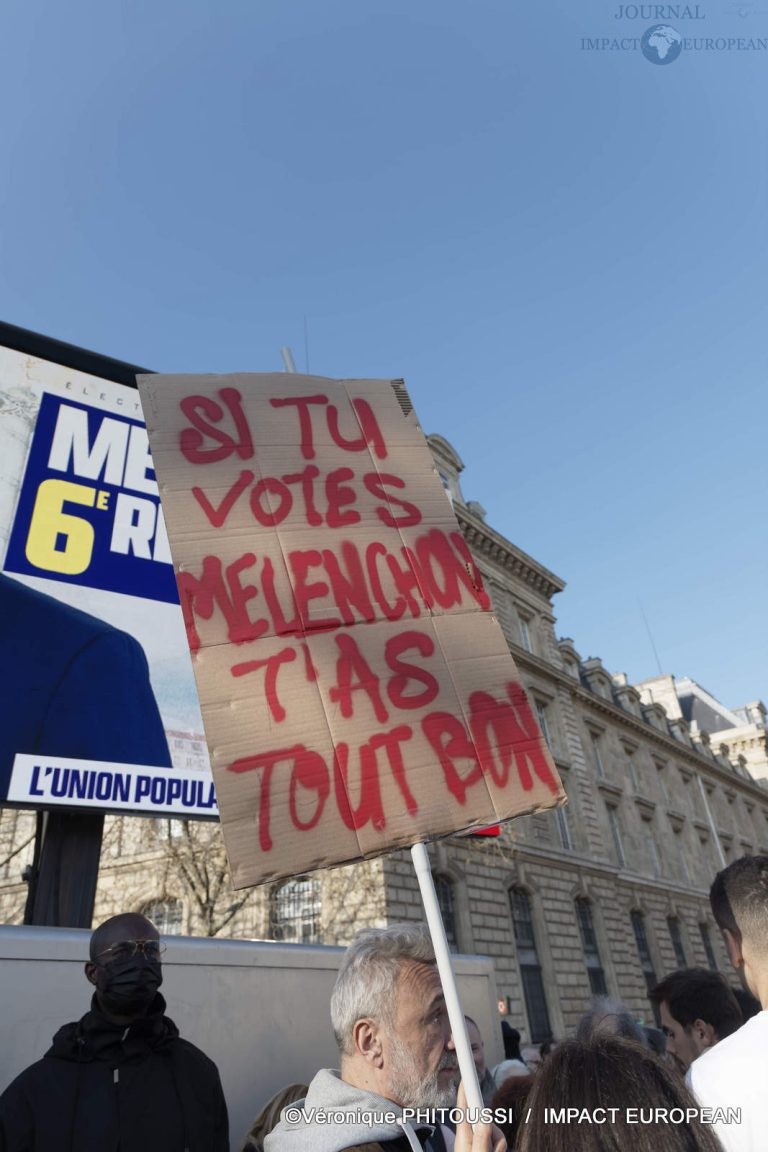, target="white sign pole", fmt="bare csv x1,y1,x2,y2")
411,841,484,1117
